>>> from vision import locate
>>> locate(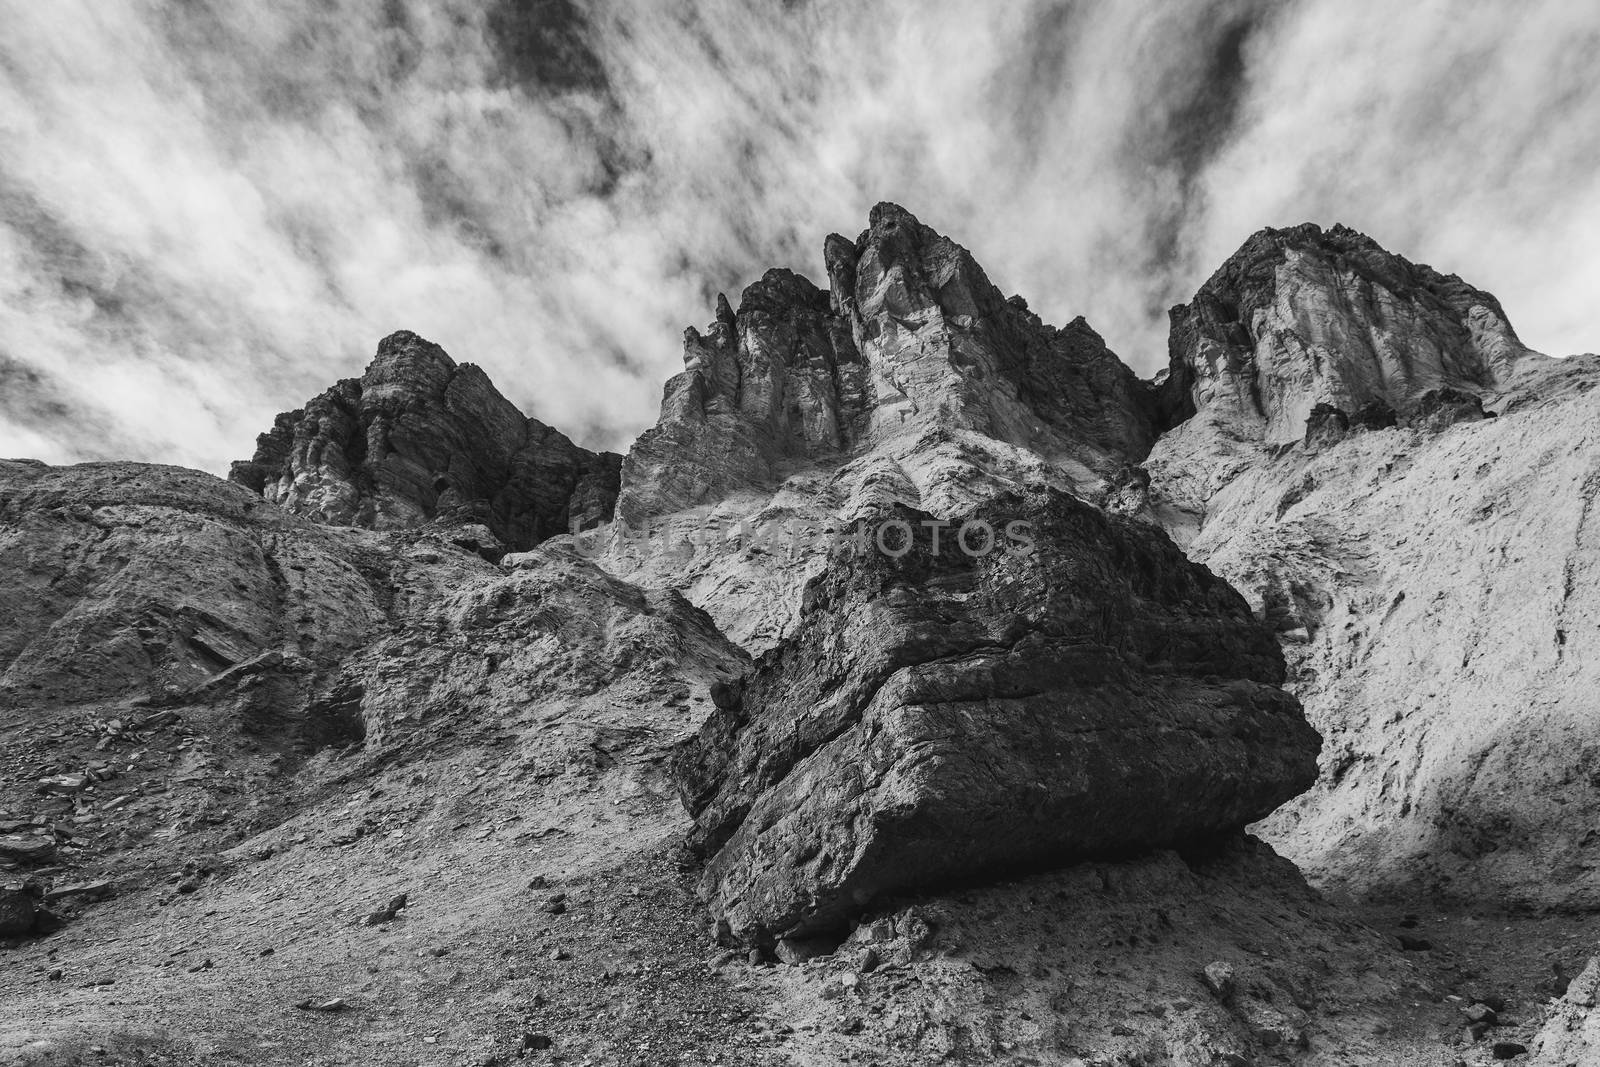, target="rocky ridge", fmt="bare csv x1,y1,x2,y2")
4,202,1599,1066
1128,221,1600,913
620,203,1156,527
606,203,1158,651
230,330,621,554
